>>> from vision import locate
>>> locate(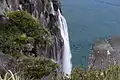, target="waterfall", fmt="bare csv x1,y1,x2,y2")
58,9,72,75
50,1,72,75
